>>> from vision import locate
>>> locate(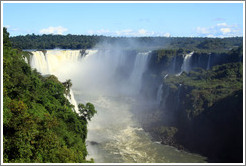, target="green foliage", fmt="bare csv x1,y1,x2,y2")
10,34,101,49
62,79,72,99
164,62,243,118
3,27,11,47
3,28,95,163
78,103,97,121
10,33,242,52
